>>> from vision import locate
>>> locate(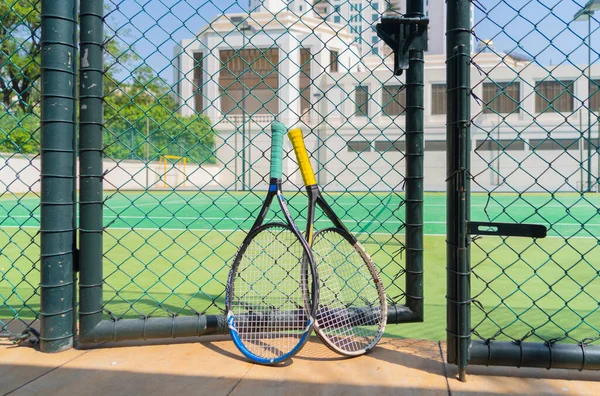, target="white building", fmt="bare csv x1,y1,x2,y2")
173,3,599,193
